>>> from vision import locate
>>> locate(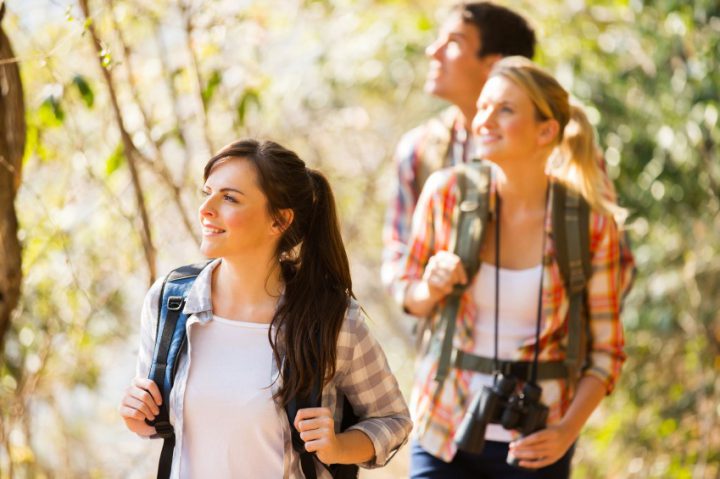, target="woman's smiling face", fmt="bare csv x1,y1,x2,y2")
198,157,277,259
472,75,551,165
